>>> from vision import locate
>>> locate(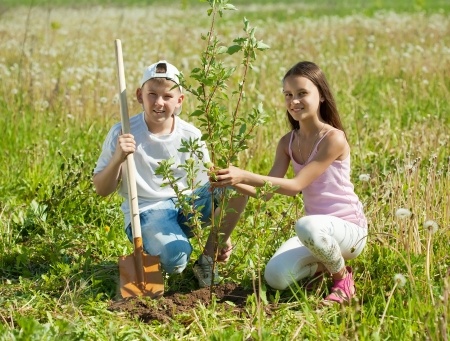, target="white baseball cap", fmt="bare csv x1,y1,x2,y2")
139,60,184,115
140,60,182,92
